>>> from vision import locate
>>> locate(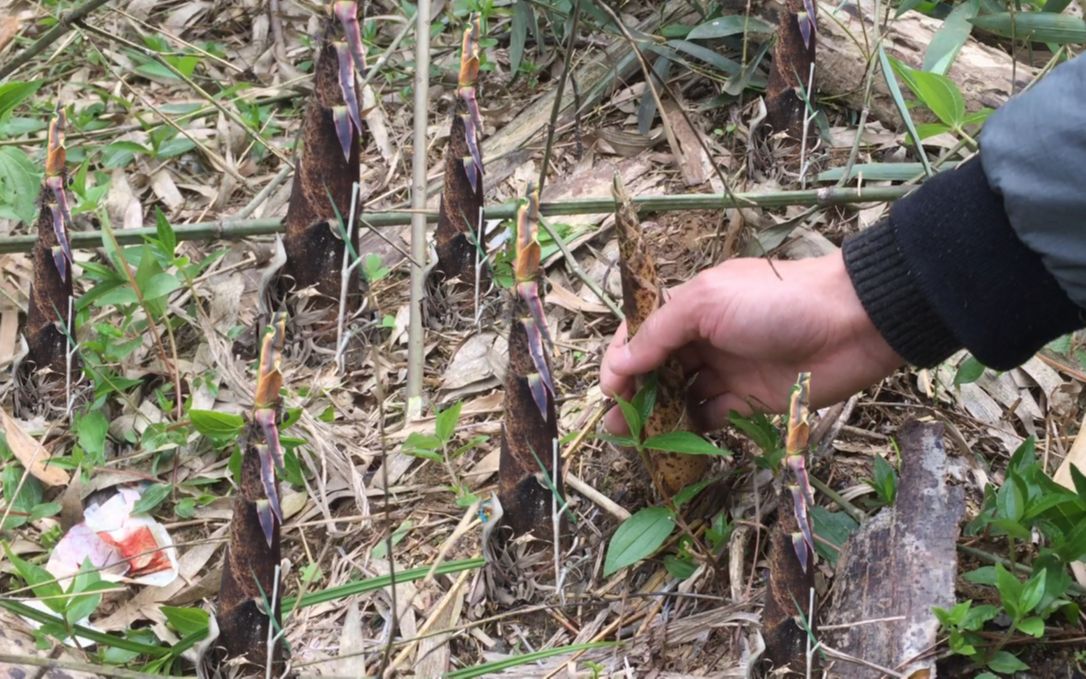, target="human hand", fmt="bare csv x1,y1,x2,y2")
600,251,904,432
